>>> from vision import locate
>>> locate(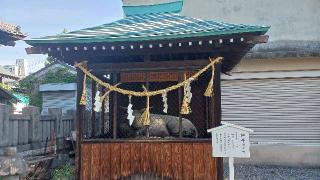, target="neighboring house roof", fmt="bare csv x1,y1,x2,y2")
0,65,19,80
39,83,77,92
246,40,320,59
0,21,26,46
0,86,17,103
26,60,76,79
25,13,269,45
